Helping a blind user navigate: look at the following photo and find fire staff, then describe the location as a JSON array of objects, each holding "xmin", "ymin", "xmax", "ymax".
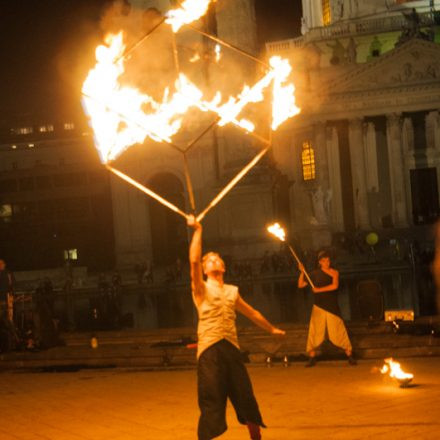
[
  {"xmin": 188, "ymin": 215, "xmax": 285, "ymax": 440},
  {"xmin": 298, "ymin": 251, "xmax": 356, "ymax": 367}
]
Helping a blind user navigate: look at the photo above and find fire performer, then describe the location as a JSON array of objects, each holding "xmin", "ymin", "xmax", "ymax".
[
  {"xmin": 188, "ymin": 215, "xmax": 285, "ymax": 440},
  {"xmin": 298, "ymin": 251, "xmax": 356, "ymax": 367}
]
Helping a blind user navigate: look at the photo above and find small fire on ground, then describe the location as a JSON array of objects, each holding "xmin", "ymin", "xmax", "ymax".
[{"xmin": 380, "ymin": 358, "xmax": 413, "ymax": 387}]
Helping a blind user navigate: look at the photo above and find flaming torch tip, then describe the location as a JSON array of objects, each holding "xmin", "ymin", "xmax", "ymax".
[{"xmin": 267, "ymin": 222, "xmax": 286, "ymax": 242}]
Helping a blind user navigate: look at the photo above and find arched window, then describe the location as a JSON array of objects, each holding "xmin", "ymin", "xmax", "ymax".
[
  {"xmin": 302, "ymin": 141, "xmax": 316, "ymax": 181},
  {"xmin": 322, "ymin": 0, "xmax": 331, "ymax": 25}
]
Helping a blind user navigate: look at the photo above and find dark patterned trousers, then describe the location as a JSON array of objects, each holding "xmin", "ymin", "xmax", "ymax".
[{"xmin": 197, "ymin": 339, "xmax": 265, "ymax": 440}]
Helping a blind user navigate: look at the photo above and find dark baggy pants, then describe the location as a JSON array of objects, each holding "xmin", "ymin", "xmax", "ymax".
[{"xmin": 197, "ymin": 339, "xmax": 265, "ymax": 440}]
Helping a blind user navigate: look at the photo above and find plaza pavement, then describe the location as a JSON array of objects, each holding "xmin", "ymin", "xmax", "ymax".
[{"xmin": 0, "ymin": 357, "xmax": 438, "ymax": 440}]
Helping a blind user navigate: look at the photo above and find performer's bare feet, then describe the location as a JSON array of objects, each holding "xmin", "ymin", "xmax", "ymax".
[
  {"xmin": 247, "ymin": 422, "xmax": 261, "ymax": 440},
  {"xmin": 305, "ymin": 357, "xmax": 316, "ymax": 368}
]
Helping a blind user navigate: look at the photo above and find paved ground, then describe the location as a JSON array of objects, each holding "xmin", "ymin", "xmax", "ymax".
[{"xmin": 0, "ymin": 357, "xmax": 439, "ymax": 440}]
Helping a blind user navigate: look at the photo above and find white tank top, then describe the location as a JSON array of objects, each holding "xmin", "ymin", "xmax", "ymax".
[{"xmin": 193, "ymin": 278, "xmax": 240, "ymax": 358}]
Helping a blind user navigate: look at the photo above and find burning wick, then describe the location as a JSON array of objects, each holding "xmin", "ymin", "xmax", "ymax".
[
  {"xmin": 267, "ymin": 223, "xmax": 315, "ymax": 289},
  {"xmin": 380, "ymin": 358, "xmax": 414, "ymax": 387}
]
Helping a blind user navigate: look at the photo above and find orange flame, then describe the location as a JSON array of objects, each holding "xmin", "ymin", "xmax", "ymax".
[
  {"xmin": 380, "ymin": 358, "xmax": 413, "ymax": 381},
  {"xmin": 82, "ymin": 1, "xmax": 300, "ymax": 165},
  {"xmin": 215, "ymin": 44, "xmax": 221, "ymax": 62},
  {"xmin": 165, "ymin": 0, "xmax": 212, "ymax": 32},
  {"xmin": 267, "ymin": 223, "xmax": 286, "ymax": 242},
  {"xmin": 82, "ymin": 32, "xmax": 299, "ymax": 164}
]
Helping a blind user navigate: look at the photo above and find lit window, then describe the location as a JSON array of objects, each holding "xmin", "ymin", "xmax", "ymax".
[
  {"xmin": 0, "ymin": 204, "xmax": 13, "ymax": 223},
  {"xmin": 322, "ymin": 0, "xmax": 331, "ymax": 26},
  {"xmin": 28, "ymin": 143, "xmax": 35, "ymax": 148},
  {"xmin": 302, "ymin": 141, "xmax": 316, "ymax": 181},
  {"xmin": 64, "ymin": 122, "xmax": 75, "ymax": 130},
  {"xmin": 39, "ymin": 125, "xmax": 54, "ymax": 132},
  {"xmin": 14, "ymin": 127, "xmax": 33, "ymax": 135},
  {"xmin": 64, "ymin": 249, "xmax": 78, "ymax": 260},
  {"xmin": 11, "ymin": 145, "xmax": 17, "ymax": 149}
]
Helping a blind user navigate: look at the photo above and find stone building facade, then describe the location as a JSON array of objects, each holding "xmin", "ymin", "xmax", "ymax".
[{"xmin": 267, "ymin": 0, "xmax": 440, "ymax": 251}]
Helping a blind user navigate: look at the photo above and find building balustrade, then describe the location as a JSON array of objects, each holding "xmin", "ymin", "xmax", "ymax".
[{"xmin": 266, "ymin": 11, "xmax": 435, "ymax": 54}]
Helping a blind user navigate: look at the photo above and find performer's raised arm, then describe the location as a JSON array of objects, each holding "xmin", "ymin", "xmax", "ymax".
[
  {"xmin": 187, "ymin": 215, "xmax": 205, "ymax": 306},
  {"xmin": 297, "ymin": 262, "xmax": 308, "ymax": 288}
]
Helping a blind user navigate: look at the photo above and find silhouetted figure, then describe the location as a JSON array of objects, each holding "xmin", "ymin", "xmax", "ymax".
[{"xmin": 0, "ymin": 259, "xmax": 18, "ymax": 352}]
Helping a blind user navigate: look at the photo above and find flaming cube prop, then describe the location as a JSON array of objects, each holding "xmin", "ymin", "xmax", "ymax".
[{"xmin": 82, "ymin": 0, "xmax": 300, "ymax": 221}]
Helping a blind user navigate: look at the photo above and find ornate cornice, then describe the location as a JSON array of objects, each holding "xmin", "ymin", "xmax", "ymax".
[{"xmin": 316, "ymin": 38, "xmax": 440, "ymax": 95}]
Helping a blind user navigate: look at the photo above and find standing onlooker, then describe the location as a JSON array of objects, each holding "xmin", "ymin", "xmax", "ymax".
[
  {"xmin": 432, "ymin": 220, "xmax": 440, "ymax": 314},
  {"xmin": 298, "ymin": 251, "xmax": 356, "ymax": 367},
  {"xmin": 0, "ymin": 259, "xmax": 18, "ymax": 351},
  {"xmin": 0, "ymin": 259, "xmax": 14, "ymax": 323}
]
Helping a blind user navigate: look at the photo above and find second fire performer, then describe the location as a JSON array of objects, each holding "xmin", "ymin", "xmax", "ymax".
[
  {"xmin": 188, "ymin": 215, "xmax": 285, "ymax": 440},
  {"xmin": 298, "ymin": 250, "xmax": 356, "ymax": 367}
]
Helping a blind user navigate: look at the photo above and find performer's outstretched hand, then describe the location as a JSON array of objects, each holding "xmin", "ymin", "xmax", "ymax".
[{"xmin": 271, "ymin": 327, "xmax": 286, "ymax": 336}]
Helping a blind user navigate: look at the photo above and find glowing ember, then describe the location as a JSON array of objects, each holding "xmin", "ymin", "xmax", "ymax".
[
  {"xmin": 380, "ymin": 358, "xmax": 414, "ymax": 384},
  {"xmin": 166, "ymin": 0, "xmax": 212, "ymax": 32},
  {"xmin": 267, "ymin": 223, "xmax": 286, "ymax": 242}
]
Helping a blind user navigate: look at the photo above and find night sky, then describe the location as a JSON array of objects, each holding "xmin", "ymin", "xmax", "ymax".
[{"xmin": 0, "ymin": 0, "xmax": 302, "ymax": 122}]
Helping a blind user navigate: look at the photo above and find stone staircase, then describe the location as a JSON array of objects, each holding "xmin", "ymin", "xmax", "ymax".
[{"xmin": 1, "ymin": 318, "xmax": 440, "ymax": 371}]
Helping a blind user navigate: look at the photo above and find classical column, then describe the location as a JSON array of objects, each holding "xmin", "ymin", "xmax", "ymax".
[
  {"xmin": 363, "ymin": 121, "xmax": 382, "ymax": 229},
  {"xmin": 348, "ymin": 118, "xmax": 370, "ymax": 230},
  {"xmin": 386, "ymin": 113, "xmax": 409, "ymax": 227},
  {"xmin": 426, "ymin": 111, "xmax": 438, "ymax": 152},
  {"xmin": 301, "ymin": 0, "xmax": 323, "ymax": 29},
  {"xmin": 312, "ymin": 121, "xmax": 331, "ymax": 226},
  {"xmin": 363, "ymin": 122, "xmax": 379, "ymax": 192},
  {"xmin": 326, "ymin": 126, "xmax": 344, "ymax": 230},
  {"xmin": 315, "ymin": 121, "xmax": 329, "ymax": 184},
  {"xmin": 435, "ymin": 110, "xmax": 440, "ymax": 151},
  {"xmin": 216, "ymin": 0, "xmax": 258, "ymax": 54}
]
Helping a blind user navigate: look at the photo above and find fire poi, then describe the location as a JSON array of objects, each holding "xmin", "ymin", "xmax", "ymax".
[
  {"xmin": 82, "ymin": 0, "xmax": 300, "ymax": 221},
  {"xmin": 380, "ymin": 358, "xmax": 414, "ymax": 387},
  {"xmin": 267, "ymin": 223, "xmax": 316, "ymax": 289}
]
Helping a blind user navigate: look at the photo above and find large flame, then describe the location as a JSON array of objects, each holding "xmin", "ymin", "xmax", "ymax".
[
  {"xmin": 380, "ymin": 358, "xmax": 413, "ymax": 381},
  {"xmin": 267, "ymin": 223, "xmax": 286, "ymax": 242},
  {"xmin": 271, "ymin": 56, "xmax": 300, "ymax": 130},
  {"xmin": 165, "ymin": 0, "xmax": 212, "ymax": 32},
  {"xmin": 82, "ymin": 2, "xmax": 300, "ymax": 164}
]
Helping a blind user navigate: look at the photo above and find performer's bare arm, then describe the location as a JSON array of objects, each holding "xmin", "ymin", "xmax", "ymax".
[
  {"xmin": 312, "ymin": 269, "xmax": 339, "ymax": 293},
  {"xmin": 297, "ymin": 263, "xmax": 308, "ymax": 288},
  {"xmin": 188, "ymin": 215, "xmax": 205, "ymax": 306},
  {"xmin": 236, "ymin": 295, "xmax": 285, "ymax": 335}
]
